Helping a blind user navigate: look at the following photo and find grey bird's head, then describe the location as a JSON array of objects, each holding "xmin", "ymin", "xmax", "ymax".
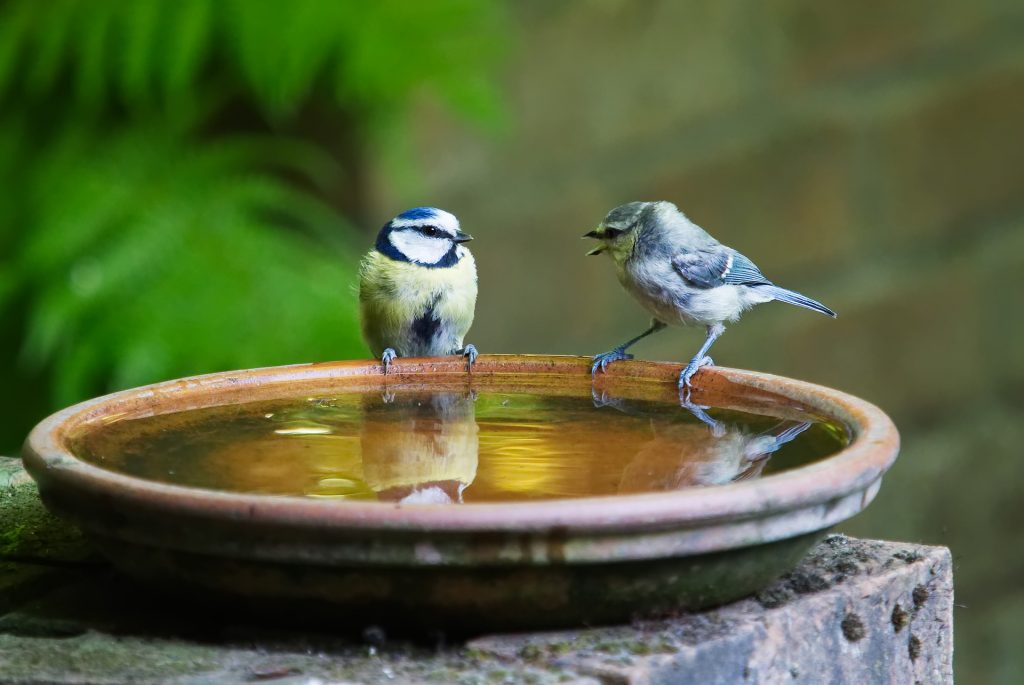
[
  {"xmin": 375, "ymin": 206, "xmax": 473, "ymax": 268},
  {"xmin": 583, "ymin": 201, "xmax": 675, "ymax": 263}
]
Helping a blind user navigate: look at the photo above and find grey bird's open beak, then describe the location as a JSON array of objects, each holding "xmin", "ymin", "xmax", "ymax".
[
  {"xmin": 582, "ymin": 229, "xmax": 600, "ymax": 239},
  {"xmin": 454, "ymin": 231, "xmax": 473, "ymax": 243},
  {"xmin": 583, "ymin": 229, "xmax": 604, "ymax": 255}
]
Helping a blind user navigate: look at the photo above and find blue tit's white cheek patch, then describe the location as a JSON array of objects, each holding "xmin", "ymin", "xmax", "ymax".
[{"xmin": 389, "ymin": 230, "xmax": 452, "ymax": 265}]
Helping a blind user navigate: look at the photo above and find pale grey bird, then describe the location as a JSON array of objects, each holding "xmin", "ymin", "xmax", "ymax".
[{"xmin": 584, "ymin": 201, "xmax": 836, "ymax": 393}]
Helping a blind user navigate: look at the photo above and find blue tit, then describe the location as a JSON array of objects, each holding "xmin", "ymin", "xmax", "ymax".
[
  {"xmin": 584, "ymin": 201, "xmax": 836, "ymax": 394},
  {"xmin": 359, "ymin": 207, "xmax": 478, "ymax": 372}
]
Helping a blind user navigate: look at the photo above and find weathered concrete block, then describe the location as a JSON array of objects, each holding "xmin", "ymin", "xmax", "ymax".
[{"xmin": 469, "ymin": 536, "xmax": 952, "ymax": 684}]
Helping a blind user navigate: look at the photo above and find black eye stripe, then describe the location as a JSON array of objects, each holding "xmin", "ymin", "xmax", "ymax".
[{"xmin": 604, "ymin": 227, "xmax": 623, "ymax": 238}]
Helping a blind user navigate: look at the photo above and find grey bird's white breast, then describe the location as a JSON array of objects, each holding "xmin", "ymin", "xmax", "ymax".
[{"xmin": 618, "ymin": 258, "xmax": 765, "ymax": 326}]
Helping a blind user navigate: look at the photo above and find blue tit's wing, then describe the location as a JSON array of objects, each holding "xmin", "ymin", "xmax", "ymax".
[{"xmin": 671, "ymin": 247, "xmax": 772, "ymax": 289}]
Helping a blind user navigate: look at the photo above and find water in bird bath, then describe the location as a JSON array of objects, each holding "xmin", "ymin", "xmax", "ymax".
[{"xmin": 68, "ymin": 389, "xmax": 847, "ymax": 503}]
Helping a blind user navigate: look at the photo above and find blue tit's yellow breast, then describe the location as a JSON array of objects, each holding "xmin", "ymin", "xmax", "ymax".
[{"xmin": 358, "ymin": 250, "xmax": 477, "ymax": 357}]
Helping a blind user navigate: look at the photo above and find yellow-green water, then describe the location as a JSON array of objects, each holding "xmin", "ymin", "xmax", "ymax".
[{"xmin": 70, "ymin": 391, "xmax": 847, "ymax": 503}]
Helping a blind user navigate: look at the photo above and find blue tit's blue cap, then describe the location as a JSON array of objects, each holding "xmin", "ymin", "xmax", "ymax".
[{"xmin": 395, "ymin": 207, "xmax": 439, "ymax": 221}]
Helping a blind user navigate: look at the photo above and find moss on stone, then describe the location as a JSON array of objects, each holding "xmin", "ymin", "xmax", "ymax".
[{"xmin": 0, "ymin": 461, "xmax": 90, "ymax": 563}]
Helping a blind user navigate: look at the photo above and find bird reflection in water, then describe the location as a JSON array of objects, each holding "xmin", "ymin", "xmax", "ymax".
[
  {"xmin": 360, "ymin": 391, "xmax": 479, "ymax": 504},
  {"xmin": 591, "ymin": 387, "xmax": 811, "ymax": 490}
]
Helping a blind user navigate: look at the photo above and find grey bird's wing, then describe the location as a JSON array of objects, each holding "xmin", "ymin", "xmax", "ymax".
[{"xmin": 671, "ymin": 246, "xmax": 771, "ymax": 288}]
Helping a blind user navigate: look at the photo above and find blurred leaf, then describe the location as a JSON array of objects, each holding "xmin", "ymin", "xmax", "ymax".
[
  {"xmin": 118, "ymin": 0, "xmax": 163, "ymax": 108},
  {"xmin": 24, "ymin": 0, "xmax": 78, "ymax": 97},
  {"xmin": 74, "ymin": 1, "xmax": 117, "ymax": 110},
  {"xmin": 0, "ymin": 0, "xmax": 32, "ymax": 98},
  {"xmin": 0, "ymin": 0, "xmax": 506, "ymax": 128},
  {"xmin": 161, "ymin": 0, "xmax": 212, "ymax": 102},
  {"xmin": 15, "ymin": 126, "xmax": 364, "ymax": 403}
]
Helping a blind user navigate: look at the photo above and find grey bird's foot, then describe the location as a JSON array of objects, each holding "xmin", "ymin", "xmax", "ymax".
[
  {"xmin": 459, "ymin": 344, "xmax": 478, "ymax": 372},
  {"xmin": 591, "ymin": 386, "xmax": 626, "ymax": 410},
  {"xmin": 680, "ymin": 395, "xmax": 726, "ymax": 437},
  {"xmin": 381, "ymin": 348, "xmax": 397, "ymax": 374},
  {"xmin": 591, "ymin": 347, "xmax": 634, "ymax": 375},
  {"xmin": 678, "ymin": 355, "xmax": 714, "ymax": 398}
]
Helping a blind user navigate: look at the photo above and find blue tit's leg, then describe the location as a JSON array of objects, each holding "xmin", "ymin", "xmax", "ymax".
[
  {"xmin": 457, "ymin": 344, "xmax": 478, "ymax": 372},
  {"xmin": 381, "ymin": 347, "xmax": 397, "ymax": 374},
  {"xmin": 679, "ymin": 323, "xmax": 725, "ymax": 396},
  {"xmin": 592, "ymin": 321, "xmax": 667, "ymax": 375}
]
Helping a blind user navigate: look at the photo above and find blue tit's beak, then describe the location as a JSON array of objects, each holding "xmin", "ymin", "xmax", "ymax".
[
  {"xmin": 582, "ymin": 229, "xmax": 601, "ymax": 239},
  {"xmin": 454, "ymin": 231, "xmax": 474, "ymax": 243}
]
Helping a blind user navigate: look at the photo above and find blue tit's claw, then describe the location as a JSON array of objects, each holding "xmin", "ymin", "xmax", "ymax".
[
  {"xmin": 460, "ymin": 344, "xmax": 478, "ymax": 373},
  {"xmin": 590, "ymin": 347, "xmax": 633, "ymax": 375},
  {"xmin": 381, "ymin": 348, "xmax": 397, "ymax": 374}
]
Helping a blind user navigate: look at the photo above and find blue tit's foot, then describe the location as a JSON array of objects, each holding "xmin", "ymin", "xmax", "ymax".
[
  {"xmin": 678, "ymin": 355, "xmax": 714, "ymax": 398},
  {"xmin": 381, "ymin": 348, "xmax": 397, "ymax": 374},
  {"xmin": 458, "ymin": 344, "xmax": 478, "ymax": 372},
  {"xmin": 381, "ymin": 391, "xmax": 396, "ymax": 404},
  {"xmin": 591, "ymin": 347, "xmax": 633, "ymax": 375}
]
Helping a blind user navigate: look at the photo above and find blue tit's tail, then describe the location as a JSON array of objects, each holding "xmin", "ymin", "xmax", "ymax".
[{"xmin": 758, "ymin": 285, "xmax": 837, "ymax": 318}]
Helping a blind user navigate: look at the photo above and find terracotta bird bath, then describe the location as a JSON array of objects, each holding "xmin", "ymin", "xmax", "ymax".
[{"xmin": 22, "ymin": 355, "xmax": 899, "ymax": 632}]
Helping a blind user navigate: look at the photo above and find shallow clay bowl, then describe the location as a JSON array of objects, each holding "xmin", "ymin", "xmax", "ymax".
[{"xmin": 22, "ymin": 355, "xmax": 899, "ymax": 632}]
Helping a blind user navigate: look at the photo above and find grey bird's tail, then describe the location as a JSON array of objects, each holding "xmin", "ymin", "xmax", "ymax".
[{"xmin": 758, "ymin": 285, "xmax": 837, "ymax": 318}]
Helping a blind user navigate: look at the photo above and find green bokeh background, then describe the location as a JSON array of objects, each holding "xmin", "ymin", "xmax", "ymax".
[{"xmin": 1, "ymin": 2, "xmax": 1022, "ymax": 681}]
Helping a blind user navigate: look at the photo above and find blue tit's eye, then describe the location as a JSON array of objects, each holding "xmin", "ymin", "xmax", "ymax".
[
  {"xmin": 420, "ymin": 226, "xmax": 439, "ymax": 237},
  {"xmin": 604, "ymin": 227, "xmax": 622, "ymax": 238}
]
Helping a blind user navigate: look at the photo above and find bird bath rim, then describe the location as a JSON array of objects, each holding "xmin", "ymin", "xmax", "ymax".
[{"xmin": 23, "ymin": 355, "xmax": 898, "ymax": 560}]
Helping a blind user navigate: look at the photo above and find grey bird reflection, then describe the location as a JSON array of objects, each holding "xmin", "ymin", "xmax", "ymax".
[
  {"xmin": 360, "ymin": 391, "xmax": 479, "ymax": 504},
  {"xmin": 592, "ymin": 387, "xmax": 811, "ymax": 489}
]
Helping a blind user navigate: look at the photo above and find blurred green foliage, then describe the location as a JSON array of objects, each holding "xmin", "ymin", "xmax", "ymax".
[{"xmin": 0, "ymin": 0, "xmax": 506, "ymax": 448}]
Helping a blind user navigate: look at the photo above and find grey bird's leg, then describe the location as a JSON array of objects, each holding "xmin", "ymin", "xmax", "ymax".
[
  {"xmin": 679, "ymin": 323, "xmax": 725, "ymax": 397},
  {"xmin": 680, "ymin": 395, "xmax": 726, "ymax": 437},
  {"xmin": 381, "ymin": 347, "xmax": 397, "ymax": 374},
  {"xmin": 456, "ymin": 344, "xmax": 478, "ymax": 372},
  {"xmin": 592, "ymin": 321, "xmax": 667, "ymax": 375}
]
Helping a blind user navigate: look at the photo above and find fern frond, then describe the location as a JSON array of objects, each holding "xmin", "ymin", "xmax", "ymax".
[{"xmin": 11, "ymin": 125, "xmax": 364, "ymax": 404}]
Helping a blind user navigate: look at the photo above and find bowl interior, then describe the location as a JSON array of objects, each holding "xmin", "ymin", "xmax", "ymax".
[{"xmin": 62, "ymin": 362, "xmax": 849, "ymax": 504}]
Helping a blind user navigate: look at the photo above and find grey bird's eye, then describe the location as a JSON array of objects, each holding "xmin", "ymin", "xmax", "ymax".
[{"xmin": 604, "ymin": 227, "xmax": 623, "ymax": 238}]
